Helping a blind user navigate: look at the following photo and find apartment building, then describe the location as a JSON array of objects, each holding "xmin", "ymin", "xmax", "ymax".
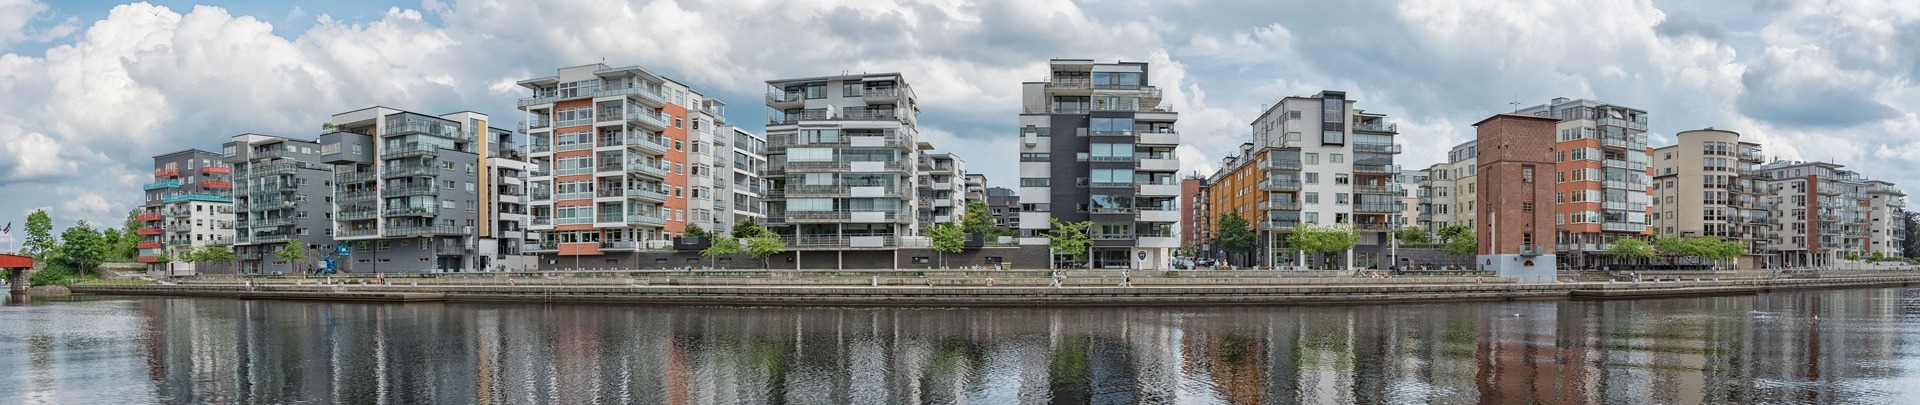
[
  {"xmin": 1200, "ymin": 143, "xmax": 1265, "ymax": 266},
  {"xmin": 479, "ymin": 127, "xmax": 533, "ymax": 271},
  {"xmin": 516, "ymin": 64, "xmax": 732, "ymax": 267},
  {"xmin": 1416, "ymin": 142, "xmax": 1478, "ymax": 234},
  {"xmin": 919, "ymin": 152, "xmax": 968, "ymax": 225},
  {"xmin": 1179, "ymin": 174, "xmax": 1205, "ymax": 251},
  {"xmin": 1515, "ymin": 97, "xmax": 1652, "ymax": 268},
  {"xmin": 223, "ymin": 135, "xmax": 336, "ymax": 274},
  {"xmin": 1236, "ymin": 90, "xmax": 1403, "ymax": 269},
  {"xmin": 986, "ymin": 187, "xmax": 1019, "ymax": 230},
  {"xmin": 1016, "ymin": 59, "xmax": 1181, "ymax": 269},
  {"xmin": 1649, "ymin": 128, "xmax": 1769, "ymax": 266},
  {"xmin": 1865, "ymin": 180, "xmax": 1908, "ymax": 257},
  {"xmin": 1755, "ymin": 160, "xmax": 1873, "ymax": 268},
  {"xmin": 963, "ymin": 174, "xmax": 988, "ymax": 206},
  {"xmin": 1396, "ymin": 169, "xmax": 1425, "ymax": 231},
  {"xmin": 721, "ymin": 127, "xmax": 770, "ymax": 234},
  {"xmin": 138, "ymin": 149, "xmax": 234, "ymax": 275},
  {"xmin": 319, "ymin": 107, "xmax": 520, "ymax": 273},
  {"xmin": 764, "ymin": 72, "xmax": 925, "ymax": 249}
]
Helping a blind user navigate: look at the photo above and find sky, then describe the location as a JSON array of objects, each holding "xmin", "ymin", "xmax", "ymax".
[{"xmin": 0, "ymin": 0, "xmax": 1917, "ymax": 243}]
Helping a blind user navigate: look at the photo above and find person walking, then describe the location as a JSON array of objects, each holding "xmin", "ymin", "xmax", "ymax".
[
  {"xmin": 1120, "ymin": 271, "xmax": 1133, "ymax": 288},
  {"xmin": 1050, "ymin": 271, "xmax": 1063, "ymax": 288}
]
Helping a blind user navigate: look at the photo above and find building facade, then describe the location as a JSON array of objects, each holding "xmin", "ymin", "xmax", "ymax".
[
  {"xmin": 764, "ymin": 72, "xmax": 926, "ymax": 249},
  {"xmin": 1241, "ymin": 90, "xmax": 1402, "ymax": 269},
  {"xmin": 1865, "ymin": 180, "xmax": 1907, "ymax": 258},
  {"xmin": 1754, "ymin": 160, "xmax": 1872, "ymax": 268},
  {"xmin": 319, "ymin": 107, "xmax": 510, "ymax": 273},
  {"xmin": 139, "ymin": 149, "xmax": 234, "ymax": 275},
  {"xmin": 223, "ymin": 135, "xmax": 337, "ymax": 274},
  {"xmin": 986, "ymin": 187, "xmax": 1019, "ymax": 230},
  {"xmin": 919, "ymin": 152, "xmax": 968, "ymax": 225},
  {"xmin": 1472, "ymin": 113, "xmax": 1559, "ymax": 281},
  {"xmin": 1516, "ymin": 97, "xmax": 1652, "ymax": 268},
  {"xmin": 720, "ymin": 127, "xmax": 770, "ymax": 235},
  {"xmin": 1016, "ymin": 59, "xmax": 1181, "ymax": 269},
  {"xmin": 1179, "ymin": 174, "xmax": 1206, "ymax": 252},
  {"xmin": 517, "ymin": 64, "xmax": 729, "ymax": 266},
  {"xmin": 1649, "ymin": 128, "xmax": 1769, "ymax": 266}
]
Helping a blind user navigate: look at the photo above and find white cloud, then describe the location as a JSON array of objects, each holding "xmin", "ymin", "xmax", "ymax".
[{"xmin": 0, "ymin": 0, "xmax": 47, "ymax": 46}]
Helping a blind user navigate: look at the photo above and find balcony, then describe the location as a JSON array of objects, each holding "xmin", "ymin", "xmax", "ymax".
[
  {"xmin": 785, "ymin": 210, "xmax": 908, "ymax": 224},
  {"xmin": 1262, "ymin": 200, "xmax": 1302, "ymax": 211},
  {"xmin": 384, "ymin": 206, "xmax": 439, "ymax": 217},
  {"xmin": 1259, "ymin": 159, "xmax": 1303, "ymax": 171},
  {"xmin": 252, "ymin": 217, "xmax": 297, "ymax": 228},
  {"xmin": 627, "ymin": 162, "xmax": 670, "ymax": 178},
  {"xmin": 625, "ymin": 188, "xmax": 668, "ymax": 203},
  {"xmin": 250, "ymin": 163, "xmax": 299, "ymax": 176},
  {"xmin": 625, "ymin": 110, "xmax": 670, "ymax": 131},
  {"xmin": 381, "ymin": 185, "xmax": 440, "ymax": 197},
  {"xmin": 766, "ymin": 92, "xmax": 805, "ymax": 109},
  {"xmin": 625, "ymin": 136, "xmax": 670, "ymax": 155},
  {"xmin": 1352, "ymin": 122, "xmax": 1397, "ymax": 133},
  {"xmin": 1259, "ymin": 179, "xmax": 1302, "ymax": 191},
  {"xmin": 434, "ymin": 244, "xmax": 471, "ymax": 256},
  {"xmin": 200, "ymin": 180, "xmax": 232, "ymax": 190},
  {"xmin": 1262, "ymin": 220, "xmax": 1299, "ymax": 231},
  {"xmin": 335, "ymin": 171, "xmax": 378, "ymax": 184},
  {"xmin": 597, "ymin": 85, "xmax": 668, "ymax": 107},
  {"xmin": 154, "ymin": 168, "xmax": 179, "ymax": 178},
  {"xmin": 1138, "ymin": 209, "xmax": 1180, "ymax": 223},
  {"xmin": 143, "ymin": 180, "xmax": 181, "ymax": 190},
  {"xmin": 627, "ymin": 214, "xmax": 669, "ymax": 227},
  {"xmin": 336, "ymin": 228, "xmax": 379, "ymax": 238},
  {"xmin": 137, "ymin": 241, "xmax": 164, "ymax": 249},
  {"xmin": 1353, "ymin": 143, "xmax": 1402, "ymax": 154},
  {"xmin": 137, "ymin": 213, "xmax": 163, "ymax": 222},
  {"xmin": 381, "ymin": 165, "xmax": 439, "ymax": 179},
  {"xmin": 1137, "ymin": 184, "xmax": 1181, "ymax": 196},
  {"xmin": 1353, "ymin": 184, "xmax": 1397, "ymax": 194},
  {"xmin": 137, "ymin": 256, "xmax": 160, "ymax": 263},
  {"xmin": 380, "ymin": 143, "xmax": 438, "ymax": 159},
  {"xmin": 1518, "ymin": 244, "xmax": 1541, "ymax": 257},
  {"xmin": 337, "ymin": 210, "xmax": 378, "ymax": 221},
  {"xmin": 385, "ymin": 225, "xmax": 467, "ymax": 237},
  {"xmin": 860, "ymin": 87, "xmax": 901, "ymax": 101},
  {"xmin": 1354, "ymin": 203, "xmax": 1403, "ymax": 214},
  {"xmin": 1047, "ymin": 77, "xmax": 1092, "ymax": 89},
  {"xmin": 167, "ymin": 238, "xmax": 193, "ymax": 246},
  {"xmin": 1353, "ymin": 164, "xmax": 1400, "ymax": 175},
  {"xmin": 201, "ymin": 166, "xmax": 231, "ymax": 175},
  {"xmin": 1135, "ymin": 158, "xmax": 1180, "ymax": 172},
  {"xmin": 162, "ymin": 194, "xmax": 231, "ymax": 204},
  {"xmin": 599, "ymin": 241, "xmax": 641, "ymax": 251}
]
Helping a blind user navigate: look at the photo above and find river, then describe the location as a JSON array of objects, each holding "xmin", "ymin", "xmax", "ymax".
[{"xmin": 2, "ymin": 288, "xmax": 1918, "ymax": 404}]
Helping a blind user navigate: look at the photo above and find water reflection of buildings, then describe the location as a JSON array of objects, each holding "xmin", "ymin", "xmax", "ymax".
[{"xmin": 103, "ymin": 288, "xmax": 1917, "ymax": 403}]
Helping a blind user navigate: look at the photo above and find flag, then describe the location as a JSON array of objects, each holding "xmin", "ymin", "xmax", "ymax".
[{"xmin": 1, "ymin": 222, "xmax": 9, "ymax": 234}]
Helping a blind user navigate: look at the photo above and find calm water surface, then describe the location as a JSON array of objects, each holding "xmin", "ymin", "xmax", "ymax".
[{"xmin": 4, "ymin": 288, "xmax": 1920, "ymax": 404}]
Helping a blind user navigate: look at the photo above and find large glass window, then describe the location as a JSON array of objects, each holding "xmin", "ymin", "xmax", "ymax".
[
  {"xmin": 1322, "ymin": 98, "xmax": 1343, "ymax": 123},
  {"xmin": 1089, "ymin": 143, "xmax": 1134, "ymax": 161},
  {"xmin": 1090, "ymin": 169, "xmax": 1134, "ymax": 186},
  {"xmin": 1091, "ymin": 72, "xmax": 1142, "ymax": 88},
  {"xmin": 1090, "ymin": 118, "xmax": 1135, "ymax": 135},
  {"xmin": 1322, "ymin": 130, "xmax": 1344, "ymax": 145},
  {"xmin": 788, "ymin": 148, "xmax": 833, "ymax": 162},
  {"xmin": 788, "ymin": 198, "xmax": 833, "ymax": 211}
]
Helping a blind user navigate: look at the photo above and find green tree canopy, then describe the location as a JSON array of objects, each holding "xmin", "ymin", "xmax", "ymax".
[
  {"xmin": 198, "ymin": 245, "xmax": 234, "ymax": 264},
  {"xmin": 1287, "ymin": 223, "xmax": 1360, "ymax": 269},
  {"xmin": 54, "ymin": 220, "xmax": 107, "ymax": 276},
  {"xmin": 700, "ymin": 235, "xmax": 741, "ymax": 268},
  {"xmin": 1606, "ymin": 238, "xmax": 1655, "ymax": 261},
  {"xmin": 1045, "ymin": 218, "xmax": 1093, "ymax": 268},
  {"xmin": 928, "ymin": 223, "xmax": 966, "ymax": 267},
  {"xmin": 274, "ymin": 242, "xmax": 309, "ymax": 272},
  {"xmin": 745, "ymin": 235, "xmax": 786, "ymax": 269},
  {"xmin": 1436, "ymin": 225, "xmax": 1476, "ymax": 258},
  {"xmin": 961, "ymin": 201, "xmax": 998, "ymax": 236},
  {"xmin": 1395, "ymin": 226, "xmax": 1431, "ymax": 244},
  {"xmin": 1435, "ymin": 224, "xmax": 1472, "ymax": 244},
  {"xmin": 115, "ymin": 209, "xmax": 142, "ymax": 260},
  {"xmin": 732, "ymin": 219, "xmax": 772, "ymax": 238},
  {"xmin": 23, "ymin": 209, "xmax": 55, "ymax": 259},
  {"xmin": 1213, "ymin": 212, "xmax": 1256, "ymax": 260},
  {"xmin": 683, "ymin": 224, "xmax": 709, "ymax": 239}
]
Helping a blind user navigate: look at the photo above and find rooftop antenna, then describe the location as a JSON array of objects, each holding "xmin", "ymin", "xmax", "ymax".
[{"xmin": 1509, "ymin": 94, "xmax": 1520, "ymax": 113}]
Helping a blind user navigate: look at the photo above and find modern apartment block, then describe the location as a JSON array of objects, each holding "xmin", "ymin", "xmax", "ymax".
[
  {"xmin": 1649, "ymin": 128, "xmax": 1769, "ymax": 265},
  {"xmin": 1515, "ymin": 97, "xmax": 1652, "ymax": 268},
  {"xmin": 1865, "ymin": 180, "xmax": 1908, "ymax": 257},
  {"xmin": 986, "ymin": 187, "xmax": 1019, "ymax": 230},
  {"xmin": 516, "ymin": 64, "xmax": 732, "ymax": 266},
  {"xmin": 1396, "ymin": 169, "xmax": 1425, "ymax": 231},
  {"xmin": 720, "ymin": 127, "xmax": 770, "ymax": 234},
  {"xmin": 1017, "ymin": 59, "xmax": 1181, "ymax": 269},
  {"xmin": 138, "ymin": 149, "xmax": 234, "ymax": 275},
  {"xmin": 1235, "ymin": 90, "xmax": 1403, "ymax": 269},
  {"xmin": 919, "ymin": 152, "xmax": 968, "ymax": 225},
  {"xmin": 319, "ymin": 107, "xmax": 520, "ymax": 273},
  {"xmin": 764, "ymin": 72, "xmax": 925, "ymax": 249},
  {"xmin": 1180, "ymin": 174, "xmax": 1205, "ymax": 251},
  {"xmin": 1472, "ymin": 113, "xmax": 1559, "ymax": 281},
  {"xmin": 1416, "ymin": 142, "xmax": 1478, "ymax": 234},
  {"xmin": 223, "ymin": 135, "xmax": 336, "ymax": 274},
  {"xmin": 1754, "ymin": 160, "xmax": 1874, "ymax": 268},
  {"xmin": 1198, "ymin": 143, "xmax": 1264, "ymax": 266},
  {"xmin": 963, "ymin": 174, "xmax": 988, "ymax": 206}
]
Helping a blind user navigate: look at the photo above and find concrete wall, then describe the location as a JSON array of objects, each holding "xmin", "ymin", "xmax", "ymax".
[{"xmin": 536, "ymin": 245, "xmax": 1052, "ymax": 270}]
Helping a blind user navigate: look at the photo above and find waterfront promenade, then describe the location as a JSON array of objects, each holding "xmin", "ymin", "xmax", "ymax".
[{"xmin": 63, "ymin": 268, "xmax": 1920, "ymax": 306}]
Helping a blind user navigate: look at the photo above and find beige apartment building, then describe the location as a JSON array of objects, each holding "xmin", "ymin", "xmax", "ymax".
[{"xmin": 1649, "ymin": 128, "xmax": 1768, "ymax": 267}]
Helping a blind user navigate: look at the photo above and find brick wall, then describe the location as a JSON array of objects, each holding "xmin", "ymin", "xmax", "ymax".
[{"xmin": 1474, "ymin": 114, "xmax": 1560, "ymax": 255}]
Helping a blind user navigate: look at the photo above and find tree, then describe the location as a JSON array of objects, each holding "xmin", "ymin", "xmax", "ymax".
[
  {"xmin": 1395, "ymin": 226, "xmax": 1431, "ymax": 245},
  {"xmin": 683, "ymin": 224, "xmax": 709, "ymax": 239},
  {"xmin": 1044, "ymin": 218, "xmax": 1093, "ymax": 269},
  {"xmin": 1286, "ymin": 223, "xmax": 1359, "ymax": 270},
  {"xmin": 1212, "ymin": 212, "xmax": 1256, "ymax": 266},
  {"xmin": 745, "ymin": 235, "xmax": 786, "ymax": 269},
  {"xmin": 115, "ymin": 209, "xmax": 142, "ymax": 260},
  {"xmin": 1869, "ymin": 251, "xmax": 1887, "ymax": 264},
  {"xmin": 928, "ymin": 223, "xmax": 966, "ymax": 268},
  {"xmin": 1844, "ymin": 251, "xmax": 1862, "ymax": 270},
  {"xmin": 197, "ymin": 245, "xmax": 234, "ymax": 272},
  {"xmin": 732, "ymin": 219, "xmax": 769, "ymax": 238},
  {"xmin": 1436, "ymin": 225, "xmax": 1476, "ymax": 259},
  {"xmin": 1605, "ymin": 238, "xmax": 1655, "ymax": 269},
  {"xmin": 700, "ymin": 236, "xmax": 742, "ymax": 268},
  {"xmin": 275, "ymin": 241, "xmax": 309, "ymax": 273},
  {"xmin": 53, "ymin": 220, "xmax": 106, "ymax": 277},
  {"xmin": 23, "ymin": 209, "xmax": 55, "ymax": 260},
  {"xmin": 961, "ymin": 201, "xmax": 997, "ymax": 236}
]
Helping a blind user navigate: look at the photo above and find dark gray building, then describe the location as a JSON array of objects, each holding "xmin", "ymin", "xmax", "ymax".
[
  {"xmin": 1016, "ymin": 59, "xmax": 1181, "ymax": 269},
  {"xmin": 986, "ymin": 187, "xmax": 1018, "ymax": 229},
  {"xmin": 322, "ymin": 107, "xmax": 496, "ymax": 273},
  {"xmin": 140, "ymin": 149, "xmax": 235, "ymax": 275},
  {"xmin": 223, "ymin": 135, "xmax": 335, "ymax": 274}
]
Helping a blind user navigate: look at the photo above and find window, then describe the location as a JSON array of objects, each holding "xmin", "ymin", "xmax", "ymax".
[
  {"xmin": 1322, "ymin": 98, "xmax": 1342, "ymax": 123},
  {"xmin": 1322, "ymin": 130, "xmax": 1344, "ymax": 145},
  {"xmin": 1331, "ymin": 154, "xmax": 1344, "ymax": 163},
  {"xmin": 1304, "ymin": 192, "xmax": 1319, "ymax": 204},
  {"xmin": 1522, "ymin": 166, "xmax": 1534, "ymax": 183},
  {"xmin": 1305, "ymin": 153, "xmax": 1319, "ymax": 165},
  {"xmin": 1020, "ymin": 178, "xmax": 1051, "ymax": 187},
  {"xmin": 1304, "ymin": 212, "xmax": 1319, "ymax": 222},
  {"xmin": 1334, "ymin": 174, "xmax": 1350, "ymax": 185},
  {"xmin": 1522, "ymin": 202, "xmax": 1533, "ymax": 212},
  {"xmin": 1305, "ymin": 173, "xmax": 1319, "ymax": 184},
  {"xmin": 1020, "ymin": 153, "xmax": 1050, "ymax": 162},
  {"xmin": 1335, "ymin": 193, "xmax": 1349, "ymax": 204}
]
